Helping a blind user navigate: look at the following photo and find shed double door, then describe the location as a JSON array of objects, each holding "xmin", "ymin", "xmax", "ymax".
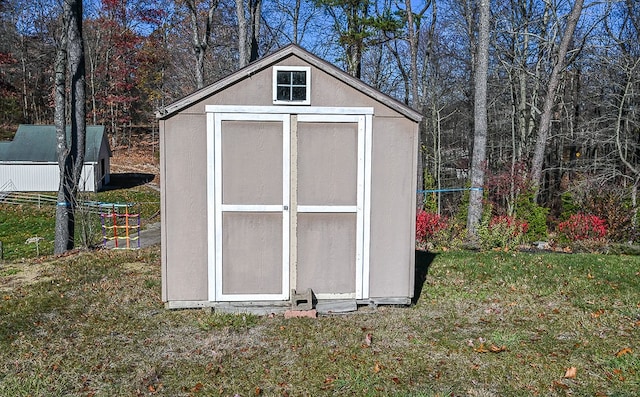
[{"xmin": 206, "ymin": 106, "xmax": 371, "ymax": 302}]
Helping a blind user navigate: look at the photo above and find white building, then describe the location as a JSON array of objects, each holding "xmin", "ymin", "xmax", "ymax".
[{"xmin": 0, "ymin": 125, "xmax": 111, "ymax": 192}]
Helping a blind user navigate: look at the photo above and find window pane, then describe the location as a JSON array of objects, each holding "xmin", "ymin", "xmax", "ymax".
[
  {"xmin": 277, "ymin": 71, "xmax": 291, "ymax": 84},
  {"xmin": 277, "ymin": 86, "xmax": 290, "ymax": 101},
  {"xmin": 292, "ymin": 71, "xmax": 306, "ymax": 85},
  {"xmin": 292, "ymin": 87, "xmax": 307, "ymax": 101}
]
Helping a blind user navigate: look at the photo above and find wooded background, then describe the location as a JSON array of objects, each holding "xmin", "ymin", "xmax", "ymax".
[{"xmin": 1, "ymin": 0, "xmax": 639, "ymax": 240}]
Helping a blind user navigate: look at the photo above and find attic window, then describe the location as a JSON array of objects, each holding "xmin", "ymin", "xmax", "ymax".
[{"xmin": 273, "ymin": 66, "xmax": 311, "ymax": 105}]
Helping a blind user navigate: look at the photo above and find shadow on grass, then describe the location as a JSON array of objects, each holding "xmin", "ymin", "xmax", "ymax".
[
  {"xmin": 413, "ymin": 250, "xmax": 437, "ymax": 304},
  {"xmin": 103, "ymin": 172, "xmax": 155, "ymax": 190}
]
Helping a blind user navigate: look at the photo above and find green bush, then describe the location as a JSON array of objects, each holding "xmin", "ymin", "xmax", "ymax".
[
  {"xmin": 515, "ymin": 192, "xmax": 549, "ymax": 241},
  {"xmin": 477, "ymin": 215, "xmax": 528, "ymax": 251}
]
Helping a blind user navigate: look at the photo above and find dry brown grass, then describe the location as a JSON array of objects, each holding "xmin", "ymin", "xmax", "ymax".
[{"xmin": 1, "ymin": 248, "xmax": 639, "ymax": 396}]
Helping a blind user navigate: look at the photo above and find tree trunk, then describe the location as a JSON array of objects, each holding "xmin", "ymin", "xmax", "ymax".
[
  {"xmin": 54, "ymin": 0, "xmax": 85, "ymax": 254},
  {"xmin": 54, "ymin": 9, "xmax": 69, "ymax": 254},
  {"xmin": 530, "ymin": 0, "xmax": 584, "ymax": 198},
  {"xmin": 405, "ymin": 0, "xmax": 423, "ymax": 208},
  {"xmin": 186, "ymin": 0, "xmax": 218, "ymax": 89},
  {"xmin": 237, "ymin": 0, "xmax": 262, "ymax": 67},
  {"xmin": 466, "ymin": 0, "xmax": 490, "ymax": 240}
]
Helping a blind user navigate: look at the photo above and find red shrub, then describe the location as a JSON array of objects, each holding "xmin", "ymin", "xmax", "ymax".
[
  {"xmin": 416, "ymin": 211, "xmax": 448, "ymax": 243},
  {"xmin": 557, "ymin": 214, "xmax": 607, "ymax": 241}
]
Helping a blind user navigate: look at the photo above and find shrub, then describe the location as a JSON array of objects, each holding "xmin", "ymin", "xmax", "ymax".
[
  {"xmin": 560, "ymin": 182, "xmax": 637, "ymax": 243},
  {"xmin": 515, "ymin": 192, "xmax": 549, "ymax": 241},
  {"xmin": 557, "ymin": 213, "xmax": 607, "ymax": 242},
  {"xmin": 478, "ymin": 215, "xmax": 528, "ymax": 250},
  {"xmin": 415, "ymin": 211, "xmax": 467, "ymax": 250},
  {"xmin": 416, "ymin": 210, "xmax": 448, "ymax": 243}
]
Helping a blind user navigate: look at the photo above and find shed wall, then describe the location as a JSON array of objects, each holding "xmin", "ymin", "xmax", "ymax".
[
  {"xmin": 368, "ymin": 117, "xmax": 418, "ymax": 298},
  {"xmin": 161, "ymin": 53, "xmax": 418, "ymax": 303},
  {"xmin": 0, "ymin": 163, "xmax": 99, "ymax": 192},
  {"xmin": 160, "ymin": 114, "xmax": 209, "ymax": 301},
  {"xmin": 183, "ymin": 55, "xmax": 399, "ymax": 118}
]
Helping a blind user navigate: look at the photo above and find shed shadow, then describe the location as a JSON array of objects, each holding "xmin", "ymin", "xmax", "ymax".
[
  {"xmin": 413, "ymin": 250, "xmax": 437, "ymax": 305},
  {"xmin": 103, "ymin": 173, "xmax": 155, "ymax": 190}
]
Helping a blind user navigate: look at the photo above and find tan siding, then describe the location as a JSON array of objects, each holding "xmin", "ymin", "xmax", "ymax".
[
  {"xmin": 180, "ymin": 55, "xmax": 407, "ymax": 120},
  {"xmin": 162, "ymin": 115, "xmax": 208, "ymax": 301},
  {"xmin": 296, "ymin": 213, "xmax": 357, "ymax": 294},
  {"xmin": 221, "ymin": 212, "xmax": 283, "ymax": 294},
  {"xmin": 297, "ymin": 122, "xmax": 357, "ymax": 206},
  {"xmin": 368, "ymin": 117, "xmax": 417, "ymax": 298},
  {"xmin": 221, "ymin": 121, "xmax": 283, "ymax": 205}
]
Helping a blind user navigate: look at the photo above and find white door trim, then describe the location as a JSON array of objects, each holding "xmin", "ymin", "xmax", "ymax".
[
  {"xmin": 208, "ymin": 112, "xmax": 290, "ymax": 302},
  {"xmin": 206, "ymin": 106, "xmax": 372, "ymax": 302},
  {"xmin": 206, "ymin": 105, "xmax": 373, "ymax": 115},
  {"xmin": 296, "ymin": 114, "xmax": 369, "ymax": 299}
]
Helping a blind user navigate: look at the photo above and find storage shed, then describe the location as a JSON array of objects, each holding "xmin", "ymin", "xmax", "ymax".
[
  {"xmin": 158, "ymin": 44, "xmax": 421, "ymax": 310},
  {"xmin": 0, "ymin": 125, "xmax": 111, "ymax": 192}
]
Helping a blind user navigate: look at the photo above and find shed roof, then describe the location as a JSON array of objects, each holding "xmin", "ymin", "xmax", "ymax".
[
  {"xmin": 0, "ymin": 125, "xmax": 110, "ymax": 163},
  {"xmin": 157, "ymin": 44, "xmax": 422, "ymax": 122}
]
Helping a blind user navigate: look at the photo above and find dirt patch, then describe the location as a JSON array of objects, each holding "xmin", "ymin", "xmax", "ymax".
[
  {"xmin": 0, "ymin": 261, "xmax": 53, "ymax": 292},
  {"xmin": 110, "ymin": 137, "xmax": 160, "ymax": 184}
]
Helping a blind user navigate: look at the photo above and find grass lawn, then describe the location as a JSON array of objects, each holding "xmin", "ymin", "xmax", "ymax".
[
  {"xmin": 0, "ymin": 186, "xmax": 159, "ymax": 260},
  {"xmin": 0, "ymin": 248, "xmax": 638, "ymax": 396}
]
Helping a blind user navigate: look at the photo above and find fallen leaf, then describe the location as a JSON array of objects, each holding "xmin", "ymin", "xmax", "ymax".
[
  {"xmin": 373, "ymin": 362, "xmax": 381, "ymax": 373},
  {"xmin": 391, "ymin": 377, "xmax": 400, "ymax": 384},
  {"xmin": 364, "ymin": 333, "xmax": 373, "ymax": 346},
  {"xmin": 255, "ymin": 386, "xmax": 262, "ymax": 395},
  {"xmin": 564, "ymin": 367, "xmax": 577, "ymax": 379},
  {"xmin": 553, "ymin": 380, "xmax": 569, "ymax": 389},
  {"xmin": 474, "ymin": 343, "xmax": 488, "ymax": 353},
  {"xmin": 191, "ymin": 382, "xmax": 203, "ymax": 392},
  {"xmin": 489, "ymin": 345, "xmax": 507, "ymax": 353},
  {"xmin": 591, "ymin": 309, "xmax": 605, "ymax": 318},
  {"xmin": 615, "ymin": 347, "xmax": 633, "ymax": 357}
]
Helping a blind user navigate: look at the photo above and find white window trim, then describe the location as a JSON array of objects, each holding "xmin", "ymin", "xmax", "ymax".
[{"xmin": 272, "ymin": 66, "xmax": 311, "ymax": 105}]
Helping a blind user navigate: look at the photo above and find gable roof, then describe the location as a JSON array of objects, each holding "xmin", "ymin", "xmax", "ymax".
[
  {"xmin": 157, "ymin": 44, "xmax": 422, "ymax": 122},
  {"xmin": 0, "ymin": 125, "xmax": 110, "ymax": 163}
]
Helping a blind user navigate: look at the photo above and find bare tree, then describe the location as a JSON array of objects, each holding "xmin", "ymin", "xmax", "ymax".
[
  {"xmin": 183, "ymin": 0, "xmax": 219, "ymax": 89},
  {"xmin": 236, "ymin": 0, "xmax": 262, "ymax": 67},
  {"xmin": 54, "ymin": 0, "xmax": 86, "ymax": 254},
  {"xmin": 466, "ymin": 0, "xmax": 490, "ymax": 239},
  {"xmin": 530, "ymin": 0, "xmax": 584, "ymax": 197},
  {"xmin": 403, "ymin": 0, "xmax": 433, "ymax": 209}
]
